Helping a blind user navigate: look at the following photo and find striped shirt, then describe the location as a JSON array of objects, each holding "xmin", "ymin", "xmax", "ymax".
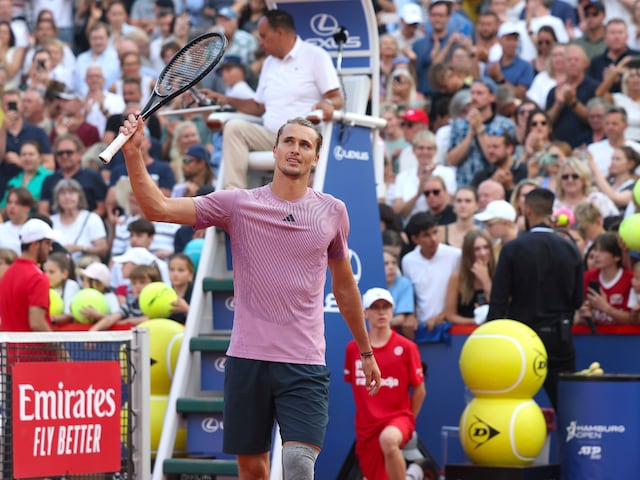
[{"xmin": 194, "ymin": 185, "xmax": 349, "ymax": 365}]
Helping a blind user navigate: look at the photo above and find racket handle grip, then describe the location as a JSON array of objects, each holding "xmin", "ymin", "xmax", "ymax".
[{"xmin": 99, "ymin": 131, "xmax": 134, "ymax": 164}]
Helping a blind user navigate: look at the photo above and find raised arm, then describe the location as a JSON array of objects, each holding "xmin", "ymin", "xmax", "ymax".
[{"xmin": 120, "ymin": 114, "xmax": 197, "ymax": 225}]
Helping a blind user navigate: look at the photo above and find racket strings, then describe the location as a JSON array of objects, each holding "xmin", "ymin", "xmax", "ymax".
[{"xmin": 157, "ymin": 39, "xmax": 225, "ymax": 96}]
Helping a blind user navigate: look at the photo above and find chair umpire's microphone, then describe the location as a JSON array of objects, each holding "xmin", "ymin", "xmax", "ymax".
[{"xmin": 333, "ymin": 26, "xmax": 348, "ymax": 45}]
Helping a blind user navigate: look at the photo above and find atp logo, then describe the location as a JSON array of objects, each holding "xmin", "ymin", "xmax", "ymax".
[
  {"xmin": 310, "ymin": 13, "xmax": 339, "ymax": 36},
  {"xmin": 467, "ymin": 416, "xmax": 500, "ymax": 448}
]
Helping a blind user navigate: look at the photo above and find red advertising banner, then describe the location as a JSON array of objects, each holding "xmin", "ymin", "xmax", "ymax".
[{"xmin": 12, "ymin": 361, "xmax": 122, "ymax": 478}]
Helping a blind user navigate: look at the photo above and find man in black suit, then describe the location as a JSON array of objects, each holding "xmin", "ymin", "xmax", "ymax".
[{"xmin": 487, "ymin": 188, "xmax": 584, "ymax": 410}]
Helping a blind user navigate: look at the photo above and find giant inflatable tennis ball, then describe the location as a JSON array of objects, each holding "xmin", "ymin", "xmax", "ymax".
[
  {"xmin": 139, "ymin": 318, "xmax": 184, "ymax": 394},
  {"xmin": 70, "ymin": 288, "xmax": 109, "ymax": 324},
  {"xmin": 459, "ymin": 319, "xmax": 547, "ymax": 398},
  {"xmin": 49, "ymin": 289, "xmax": 64, "ymax": 316},
  {"xmin": 619, "ymin": 214, "xmax": 640, "ymax": 252},
  {"xmin": 139, "ymin": 282, "xmax": 178, "ymax": 319},
  {"xmin": 459, "ymin": 397, "xmax": 546, "ymax": 466},
  {"xmin": 150, "ymin": 395, "xmax": 187, "ymax": 455}
]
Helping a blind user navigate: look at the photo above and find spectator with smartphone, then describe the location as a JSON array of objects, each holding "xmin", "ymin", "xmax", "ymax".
[
  {"xmin": 577, "ymin": 232, "xmax": 634, "ymax": 325},
  {"xmin": 0, "ymin": 90, "xmax": 53, "ymax": 174}
]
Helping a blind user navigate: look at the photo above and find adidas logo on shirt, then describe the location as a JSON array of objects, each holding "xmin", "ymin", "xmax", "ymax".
[{"xmin": 283, "ymin": 214, "xmax": 295, "ymax": 222}]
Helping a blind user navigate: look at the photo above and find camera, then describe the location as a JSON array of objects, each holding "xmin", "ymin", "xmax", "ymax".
[{"xmin": 7, "ymin": 101, "xmax": 17, "ymax": 111}]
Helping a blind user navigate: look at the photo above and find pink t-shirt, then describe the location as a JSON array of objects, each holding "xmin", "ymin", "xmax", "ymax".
[{"xmin": 194, "ymin": 185, "xmax": 350, "ymax": 365}]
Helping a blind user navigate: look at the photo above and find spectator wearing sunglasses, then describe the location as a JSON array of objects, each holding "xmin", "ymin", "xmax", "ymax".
[
  {"xmin": 171, "ymin": 145, "xmax": 215, "ymax": 198},
  {"xmin": 421, "ymin": 176, "xmax": 456, "ymax": 226},
  {"xmin": 553, "ymin": 157, "xmax": 618, "ymax": 219},
  {"xmin": 573, "ymin": 0, "xmax": 606, "ymax": 60},
  {"xmin": 385, "ymin": 68, "xmax": 426, "ymax": 112},
  {"xmin": 39, "ymin": 134, "xmax": 107, "ymax": 217}
]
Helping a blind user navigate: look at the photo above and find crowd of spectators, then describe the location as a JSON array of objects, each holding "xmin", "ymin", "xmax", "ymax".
[
  {"xmin": 0, "ymin": 0, "xmax": 639, "ymax": 332},
  {"xmin": 373, "ymin": 0, "xmax": 640, "ymax": 333}
]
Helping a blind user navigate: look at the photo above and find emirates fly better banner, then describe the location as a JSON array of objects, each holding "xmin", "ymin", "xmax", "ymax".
[{"xmin": 12, "ymin": 361, "xmax": 122, "ymax": 478}]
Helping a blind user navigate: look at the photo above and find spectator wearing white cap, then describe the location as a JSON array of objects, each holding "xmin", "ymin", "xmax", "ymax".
[
  {"xmin": 390, "ymin": 3, "xmax": 425, "ymax": 58},
  {"xmin": 111, "ymin": 245, "xmax": 170, "ymax": 292},
  {"xmin": 0, "ymin": 218, "xmax": 57, "ymax": 333},
  {"xmin": 486, "ymin": 23, "xmax": 535, "ymax": 100},
  {"xmin": 474, "ymin": 199, "xmax": 518, "ymax": 258},
  {"xmin": 75, "ymin": 262, "xmax": 121, "ymax": 324}
]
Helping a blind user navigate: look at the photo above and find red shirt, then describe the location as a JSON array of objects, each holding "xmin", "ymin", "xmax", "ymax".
[
  {"xmin": 344, "ymin": 331, "xmax": 424, "ymax": 438},
  {"xmin": 584, "ymin": 268, "xmax": 633, "ymax": 324},
  {"xmin": 0, "ymin": 257, "xmax": 51, "ymax": 332}
]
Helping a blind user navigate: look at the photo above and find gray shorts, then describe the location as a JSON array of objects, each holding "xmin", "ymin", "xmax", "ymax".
[{"xmin": 222, "ymin": 356, "xmax": 330, "ymax": 455}]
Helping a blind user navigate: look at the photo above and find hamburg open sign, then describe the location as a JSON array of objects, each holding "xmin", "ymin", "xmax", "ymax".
[{"xmin": 12, "ymin": 361, "xmax": 121, "ymax": 478}]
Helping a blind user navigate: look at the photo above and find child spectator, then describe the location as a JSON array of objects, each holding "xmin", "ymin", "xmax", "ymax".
[
  {"xmin": 76, "ymin": 262, "xmax": 121, "ymax": 324},
  {"xmin": 578, "ymin": 232, "xmax": 633, "ymax": 325},
  {"xmin": 168, "ymin": 252, "xmax": 194, "ymax": 325},
  {"xmin": 90, "ymin": 264, "xmax": 161, "ymax": 331},
  {"xmin": 43, "ymin": 252, "xmax": 80, "ymax": 325}
]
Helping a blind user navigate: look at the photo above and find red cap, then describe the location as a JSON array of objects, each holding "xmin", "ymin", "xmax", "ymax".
[{"xmin": 403, "ymin": 109, "xmax": 429, "ymax": 126}]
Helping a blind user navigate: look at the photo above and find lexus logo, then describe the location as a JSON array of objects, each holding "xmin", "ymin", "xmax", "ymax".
[
  {"xmin": 309, "ymin": 13, "xmax": 339, "ymax": 36},
  {"xmin": 201, "ymin": 417, "xmax": 223, "ymax": 433}
]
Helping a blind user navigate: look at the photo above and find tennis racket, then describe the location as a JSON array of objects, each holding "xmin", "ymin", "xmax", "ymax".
[{"xmin": 99, "ymin": 32, "xmax": 227, "ymax": 164}]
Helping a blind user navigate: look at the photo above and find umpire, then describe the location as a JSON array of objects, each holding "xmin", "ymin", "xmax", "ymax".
[{"xmin": 487, "ymin": 188, "xmax": 584, "ymax": 410}]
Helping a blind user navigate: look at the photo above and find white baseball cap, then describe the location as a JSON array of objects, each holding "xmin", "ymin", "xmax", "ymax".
[
  {"xmin": 474, "ymin": 200, "xmax": 517, "ymax": 223},
  {"xmin": 80, "ymin": 262, "xmax": 112, "ymax": 286},
  {"xmin": 362, "ymin": 288, "xmax": 395, "ymax": 309},
  {"xmin": 497, "ymin": 22, "xmax": 521, "ymax": 38},
  {"xmin": 19, "ymin": 219, "xmax": 58, "ymax": 244},
  {"xmin": 400, "ymin": 3, "xmax": 423, "ymax": 24},
  {"xmin": 112, "ymin": 247, "xmax": 157, "ymax": 265}
]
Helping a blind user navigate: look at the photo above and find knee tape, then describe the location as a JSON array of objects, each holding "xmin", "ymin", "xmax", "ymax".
[{"xmin": 282, "ymin": 443, "xmax": 319, "ymax": 480}]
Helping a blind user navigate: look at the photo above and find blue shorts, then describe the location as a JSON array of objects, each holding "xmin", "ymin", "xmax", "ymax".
[{"xmin": 222, "ymin": 356, "xmax": 331, "ymax": 455}]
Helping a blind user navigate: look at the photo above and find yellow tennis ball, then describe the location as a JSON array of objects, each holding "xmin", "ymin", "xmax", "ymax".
[
  {"xmin": 139, "ymin": 282, "xmax": 178, "ymax": 319},
  {"xmin": 150, "ymin": 395, "xmax": 187, "ymax": 455},
  {"xmin": 619, "ymin": 214, "xmax": 640, "ymax": 251},
  {"xmin": 459, "ymin": 397, "xmax": 546, "ymax": 466},
  {"xmin": 459, "ymin": 319, "xmax": 547, "ymax": 398},
  {"xmin": 49, "ymin": 289, "xmax": 64, "ymax": 316},
  {"xmin": 139, "ymin": 318, "xmax": 184, "ymax": 394},
  {"xmin": 70, "ymin": 288, "xmax": 109, "ymax": 324}
]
